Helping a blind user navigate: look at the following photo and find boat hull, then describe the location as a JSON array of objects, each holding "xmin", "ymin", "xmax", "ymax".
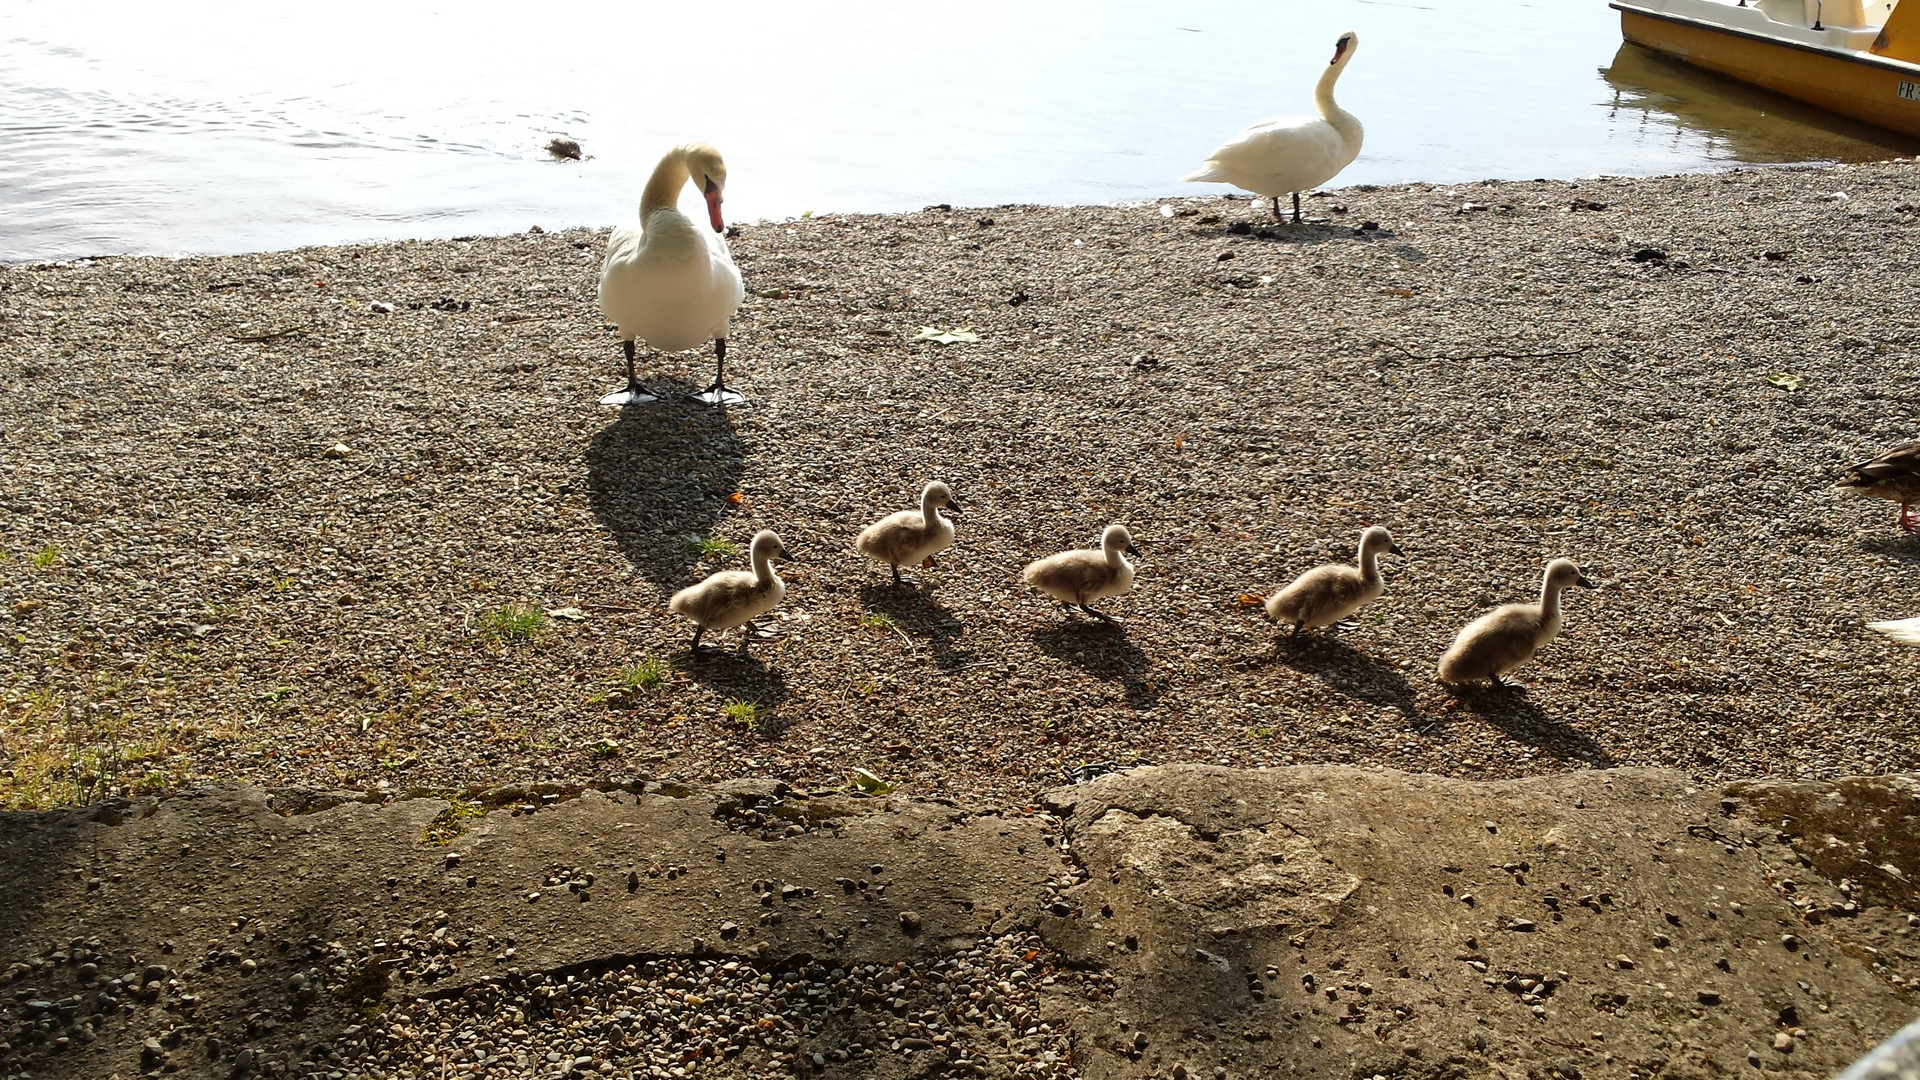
[{"xmin": 1616, "ymin": 4, "xmax": 1920, "ymax": 137}]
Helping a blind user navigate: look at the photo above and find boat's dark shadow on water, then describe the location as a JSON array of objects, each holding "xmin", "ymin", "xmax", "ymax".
[
  {"xmin": 858, "ymin": 582, "xmax": 972, "ymax": 671},
  {"xmin": 585, "ymin": 401, "xmax": 745, "ymax": 590},
  {"xmin": 1270, "ymin": 632, "xmax": 1418, "ymax": 722},
  {"xmin": 1446, "ymin": 684, "xmax": 1614, "ymax": 766},
  {"xmin": 1033, "ymin": 620, "xmax": 1159, "ymax": 709}
]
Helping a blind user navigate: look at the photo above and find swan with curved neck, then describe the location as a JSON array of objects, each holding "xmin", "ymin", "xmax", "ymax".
[
  {"xmin": 597, "ymin": 142, "xmax": 748, "ymax": 406},
  {"xmin": 855, "ymin": 481, "xmax": 963, "ymax": 586},
  {"xmin": 1265, "ymin": 525, "xmax": 1401, "ymax": 637},
  {"xmin": 668, "ymin": 529, "xmax": 790, "ymax": 655},
  {"xmin": 1023, "ymin": 524, "xmax": 1140, "ymax": 624},
  {"xmin": 1182, "ymin": 31, "xmax": 1364, "ymax": 223},
  {"xmin": 1437, "ymin": 558, "xmax": 1595, "ymax": 688}
]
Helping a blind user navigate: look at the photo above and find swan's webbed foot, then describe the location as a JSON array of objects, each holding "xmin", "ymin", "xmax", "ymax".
[
  {"xmin": 1079, "ymin": 603, "xmax": 1121, "ymax": 625},
  {"xmin": 603, "ymin": 340, "xmax": 662, "ymax": 405},
  {"xmin": 1489, "ymin": 673, "xmax": 1527, "ymax": 692},
  {"xmin": 690, "ymin": 380, "xmax": 748, "ymax": 407},
  {"xmin": 1329, "ymin": 618, "xmax": 1358, "ymax": 634},
  {"xmin": 599, "ymin": 381, "xmax": 662, "ymax": 407},
  {"xmin": 688, "ymin": 337, "xmax": 747, "ymax": 406}
]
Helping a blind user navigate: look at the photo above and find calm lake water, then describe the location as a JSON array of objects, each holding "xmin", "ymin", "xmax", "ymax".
[{"xmin": 4, "ymin": 0, "xmax": 1918, "ymax": 262}]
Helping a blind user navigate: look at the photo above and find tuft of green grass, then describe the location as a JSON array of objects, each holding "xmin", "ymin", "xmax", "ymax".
[
  {"xmin": 1248, "ymin": 725, "xmax": 1277, "ymax": 740},
  {"xmin": 620, "ymin": 657, "xmax": 668, "ymax": 692},
  {"xmin": 721, "ymin": 698, "xmax": 761, "ymax": 733},
  {"xmin": 422, "ymin": 797, "xmax": 488, "ymax": 844},
  {"xmin": 29, "ymin": 545, "xmax": 62, "ymax": 569},
  {"xmin": 477, "ymin": 603, "xmax": 548, "ymax": 642},
  {"xmin": 858, "ymin": 612, "xmax": 897, "ymax": 631},
  {"xmin": 687, "ymin": 536, "xmax": 737, "ymax": 561},
  {"xmin": 587, "ymin": 737, "xmax": 623, "ymax": 759}
]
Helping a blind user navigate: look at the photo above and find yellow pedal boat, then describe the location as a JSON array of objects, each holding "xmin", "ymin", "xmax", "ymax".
[{"xmin": 1612, "ymin": 0, "xmax": 1920, "ymax": 137}]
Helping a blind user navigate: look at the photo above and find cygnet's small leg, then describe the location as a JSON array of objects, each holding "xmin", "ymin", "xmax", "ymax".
[
  {"xmin": 690, "ymin": 338, "xmax": 747, "ymax": 406},
  {"xmin": 599, "ymin": 340, "xmax": 662, "ymax": 406},
  {"xmin": 736, "ymin": 628, "xmax": 754, "ymax": 656},
  {"xmin": 890, "ymin": 564, "xmax": 903, "ymax": 585},
  {"xmin": 1490, "ymin": 672, "xmax": 1526, "ymax": 692},
  {"xmin": 1290, "ymin": 621, "xmax": 1304, "ymax": 638},
  {"xmin": 1080, "ymin": 603, "xmax": 1120, "ymax": 625},
  {"xmin": 688, "ymin": 625, "xmax": 707, "ymax": 655}
]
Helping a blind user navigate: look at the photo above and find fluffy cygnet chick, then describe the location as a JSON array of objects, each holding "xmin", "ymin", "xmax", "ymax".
[
  {"xmin": 854, "ymin": 481, "xmax": 961, "ymax": 585},
  {"xmin": 1265, "ymin": 525, "xmax": 1402, "ymax": 636},
  {"xmin": 668, "ymin": 529, "xmax": 789, "ymax": 655},
  {"xmin": 1023, "ymin": 524, "xmax": 1140, "ymax": 623},
  {"xmin": 1437, "ymin": 558, "xmax": 1595, "ymax": 688}
]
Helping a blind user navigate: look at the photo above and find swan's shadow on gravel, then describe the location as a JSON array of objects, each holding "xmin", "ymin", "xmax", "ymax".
[
  {"xmin": 858, "ymin": 583, "xmax": 971, "ymax": 671},
  {"xmin": 1446, "ymin": 684, "xmax": 1614, "ymax": 766},
  {"xmin": 678, "ymin": 649, "xmax": 791, "ymax": 727},
  {"xmin": 1270, "ymin": 633, "xmax": 1417, "ymax": 722},
  {"xmin": 1210, "ymin": 220, "xmax": 1400, "ymax": 248},
  {"xmin": 1860, "ymin": 535, "xmax": 1920, "ymax": 564},
  {"xmin": 586, "ymin": 403, "xmax": 744, "ymax": 589},
  {"xmin": 1033, "ymin": 621, "xmax": 1159, "ymax": 709}
]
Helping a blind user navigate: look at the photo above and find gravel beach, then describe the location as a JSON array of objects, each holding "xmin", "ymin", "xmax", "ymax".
[{"xmin": 2, "ymin": 161, "xmax": 1919, "ymax": 807}]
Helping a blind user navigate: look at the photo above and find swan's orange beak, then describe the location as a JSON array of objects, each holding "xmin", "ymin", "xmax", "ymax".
[
  {"xmin": 1331, "ymin": 38, "xmax": 1349, "ymax": 64},
  {"xmin": 703, "ymin": 178, "xmax": 725, "ymax": 233}
]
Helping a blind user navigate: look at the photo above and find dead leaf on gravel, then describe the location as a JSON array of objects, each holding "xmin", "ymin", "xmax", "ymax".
[
  {"xmin": 912, "ymin": 326, "xmax": 979, "ymax": 345},
  {"xmin": 849, "ymin": 768, "xmax": 895, "ymax": 796},
  {"xmin": 1236, "ymin": 594, "xmax": 1264, "ymax": 607},
  {"xmin": 10, "ymin": 599, "xmax": 45, "ymax": 616},
  {"xmin": 1766, "ymin": 373, "xmax": 1804, "ymax": 391},
  {"xmin": 546, "ymin": 607, "xmax": 587, "ymax": 622}
]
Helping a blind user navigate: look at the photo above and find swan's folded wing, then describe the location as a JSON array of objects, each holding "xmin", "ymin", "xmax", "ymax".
[
  {"xmin": 1214, "ymin": 119, "xmax": 1351, "ymax": 178},
  {"xmin": 1867, "ymin": 617, "xmax": 1920, "ymax": 645}
]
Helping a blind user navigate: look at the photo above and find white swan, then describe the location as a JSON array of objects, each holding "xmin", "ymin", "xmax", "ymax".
[
  {"xmin": 597, "ymin": 142, "xmax": 748, "ymax": 406},
  {"xmin": 1868, "ymin": 618, "xmax": 1920, "ymax": 645},
  {"xmin": 1182, "ymin": 31, "xmax": 1364, "ymax": 223}
]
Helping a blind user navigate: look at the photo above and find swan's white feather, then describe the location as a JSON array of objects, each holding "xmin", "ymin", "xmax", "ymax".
[{"xmin": 599, "ymin": 209, "xmax": 743, "ymax": 352}]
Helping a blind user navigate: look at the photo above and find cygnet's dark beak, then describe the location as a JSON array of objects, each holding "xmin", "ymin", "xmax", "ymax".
[
  {"xmin": 1575, "ymin": 575, "xmax": 1596, "ymax": 588},
  {"xmin": 1389, "ymin": 542, "xmax": 1405, "ymax": 556},
  {"xmin": 1125, "ymin": 542, "xmax": 1143, "ymax": 558},
  {"xmin": 944, "ymin": 498, "xmax": 964, "ymax": 517}
]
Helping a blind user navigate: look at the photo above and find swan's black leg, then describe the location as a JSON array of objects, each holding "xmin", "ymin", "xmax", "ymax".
[
  {"xmin": 1080, "ymin": 603, "xmax": 1119, "ymax": 624},
  {"xmin": 891, "ymin": 564, "xmax": 902, "ymax": 585},
  {"xmin": 1290, "ymin": 621, "xmax": 1303, "ymax": 638},
  {"xmin": 689, "ymin": 625, "xmax": 706, "ymax": 654},
  {"xmin": 1271, "ymin": 197, "xmax": 1282, "ymax": 220},
  {"xmin": 1292, "ymin": 191, "xmax": 1303, "ymax": 223},
  {"xmin": 737, "ymin": 626, "xmax": 753, "ymax": 656},
  {"xmin": 691, "ymin": 337, "xmax": 747, "ymax": 406},
  {"xmin": 599, "ymin": 340, "xmax": 662, "ymax": 405}
]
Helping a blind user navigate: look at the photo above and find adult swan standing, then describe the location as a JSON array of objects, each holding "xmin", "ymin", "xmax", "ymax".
[
  {"xmin": 597, "ymin": 142, "xmax": 749, "ymax": 406},
  {"xmin": 1182, "ymin": 31, "xmax": 1363, "ymax": 224}
]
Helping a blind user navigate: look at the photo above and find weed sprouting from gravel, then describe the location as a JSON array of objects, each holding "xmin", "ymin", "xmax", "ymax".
[
  {"xmin": 621, "ymin": 657, "xmax": 668, "ymax": 691},
  {"xmin": 687, "ymin": 536, "xmax": 737, "ymax": 561},
  {"xmin": 28, "ymin": 545, "xmax": 61, "ymax": 569},
  {"xmin": 859, "ymin": 612, "xmax": 898, "ymax": 631},
  {"xmin": 722, "ymin": 699, "xmax": 762, "ymax": 733},
  {"xmin": 477, "ymin": 604, "xmax": 548, "ymax": 642},
  {"xmin": 422, "ymin": 797, "xmax": 488, "ymax": 844}
]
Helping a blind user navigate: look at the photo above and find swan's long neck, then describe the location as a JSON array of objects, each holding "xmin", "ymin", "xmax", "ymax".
[
  {"xmin": 639, "ymin": 149, "xmax": 692, "ymax": 224},
  {"xmin": 751, "ymin": 545, "xmax": 776, "ymax": 585},
  {"xmin": 1314, "ymin": 57, "xmax": 1361, "ymax": 139},
  {"xmin": 920, "ymin": 489, "xmax": 942, "ymax": 527},
  {"xmin": 1358, "ymin": 543, "xmax": 1382, "ymax": 583},
  {"xmin": 1105, "ymin": 537, "xmax": 1130, "ymax": 568},
  {"xmin": 1538, "ymin": 578, "xmax": 1564, "ymax": 624}
]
